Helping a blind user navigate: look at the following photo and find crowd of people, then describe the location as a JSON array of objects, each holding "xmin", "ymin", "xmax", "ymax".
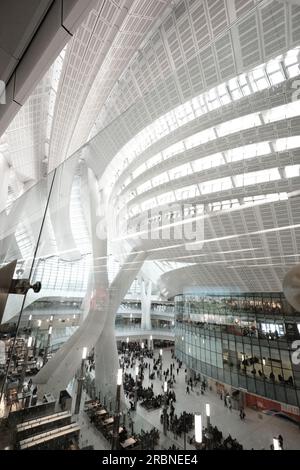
[
  {"xmin": 137, "ymin": 428, "xmax": 159, "ymax": 450},
  {"xmin": 121, "ymin": 346, "xmax": 179, "ymax": 411},
  {"xmin": 189, "ymin": 424, "xmax": 244, "ymax": 450},
  {"xmin": 169, "ymin": 412, "xmax": 194, "ymax": 438},
  {"xmin": 83, "ymin": 344, "xmax": 290, "ymax": 451},
  {"xmin": 179, "ymin": 295, "xmax": 288, "ymax": 316}
]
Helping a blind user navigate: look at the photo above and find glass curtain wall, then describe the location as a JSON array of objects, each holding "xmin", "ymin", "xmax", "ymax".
[{"xmin": 175, "ymin": 293, "xmax": 300, "ymax": 407}]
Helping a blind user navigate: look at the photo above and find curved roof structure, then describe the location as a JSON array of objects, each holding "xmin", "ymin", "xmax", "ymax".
[{"xmin": 1, "ymin": 0, "xmax": 300, "ymax": 308}]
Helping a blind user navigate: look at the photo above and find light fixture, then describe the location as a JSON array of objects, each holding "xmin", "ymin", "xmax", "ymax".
[
  {"xmin": 206, "ymin": 403, "xmax": 210, "ymax": 417},
  {"xmin": 27, "ymin": 336, "xmax": 33, "ymax": 347},
  {"xmin": 160, "ymin": 349, "xmax": 163, "ymax": 356},
  {"xmin": 82, "ymin": 347, "xmax": 87, "ymax": 360},
  {"xmin": 48, "ymin": 326, "xmax": 52, "ymax": 335},
  {"xmin": 195, "ymin": 414, "xmax": 202, "ymax": 443},
  {"xmin": 135, "ymin": 365, "xmax": 139, "ymax": 377},
  {"xmin": 50, "ymin": 315, "xmax": 53, "ymax": 322},
  {"xmin": 273, "ymin": 437, "xmax": 281, "ymax": 450},
  {"xmin": 117, "ymin": 368, "xmax": 123, "ymax": 386},
  {"xmin": 164, "ymin": 381, "xmax": 168, "ymax": 393}
]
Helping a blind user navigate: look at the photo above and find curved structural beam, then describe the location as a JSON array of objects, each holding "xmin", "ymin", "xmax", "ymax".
[
  {"xmin": 34, "ymin": 165, "xmax": 108, "ymax": 397},
  {"xmin": 48, "ymin": 156, "xmax": 80, "ymax": 261},
  {"xmin": 2, "ymin": 289, "xmax": 84, "ymax": 324},
  {"xmin": 0, "ymin": 0, "xmax": 98, "ymax": 137},
  {"xmin": 0, "ymin": 180, "xmax": 53, "ymax": 266}
]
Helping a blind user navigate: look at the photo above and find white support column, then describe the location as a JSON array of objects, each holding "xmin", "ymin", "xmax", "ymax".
[
  {"xmin": 140, "ymin": 278, "xmax": 152, "ymax": 330},
  {"xmin": 94, "ymin": 251, "xmax": 147, "ymax": 403}
]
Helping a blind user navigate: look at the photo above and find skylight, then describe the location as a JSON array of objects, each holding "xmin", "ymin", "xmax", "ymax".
[{"xmin": 108, "ymin": 45, "xmax": 300, "ymax": 194}]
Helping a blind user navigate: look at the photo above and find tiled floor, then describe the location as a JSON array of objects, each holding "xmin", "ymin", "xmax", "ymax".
[{"xmin": 78, "ymin": 348, "xmax": 300, "ymax": 450}]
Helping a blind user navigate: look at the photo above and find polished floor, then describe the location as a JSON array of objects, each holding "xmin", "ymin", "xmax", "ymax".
[{"xmin": 79, "ymin": 348, "xmax": 300, "ymax": 450}]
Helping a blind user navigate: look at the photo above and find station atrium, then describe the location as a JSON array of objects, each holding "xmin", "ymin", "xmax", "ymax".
[{"xmin": 1, "ymin": 0, "xmax": 300, "ymax": 452}]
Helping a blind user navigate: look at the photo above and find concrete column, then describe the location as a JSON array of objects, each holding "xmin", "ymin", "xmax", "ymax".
[
  {"xmin": 140, "ymin": 278, "xmax": 152, "ymax": 330},
  {"xmin": 94, "ymin": 251, "xmax": 147, "ymax": 403}
]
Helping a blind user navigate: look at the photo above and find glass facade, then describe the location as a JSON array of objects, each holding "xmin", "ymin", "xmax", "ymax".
[{"xmin": 175, "ymin": 293, "xmax": 300, "ymax": 407}]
